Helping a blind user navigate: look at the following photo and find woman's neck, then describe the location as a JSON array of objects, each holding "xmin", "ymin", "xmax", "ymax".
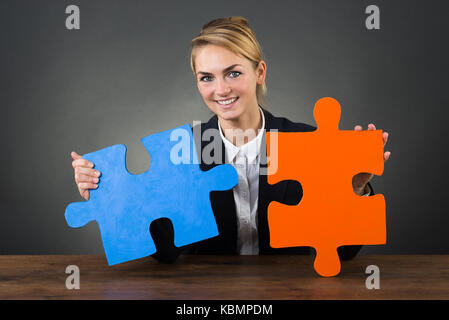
[{"xmin": 218, "ymin": 102, "xmax": 262, "ymax": 147}]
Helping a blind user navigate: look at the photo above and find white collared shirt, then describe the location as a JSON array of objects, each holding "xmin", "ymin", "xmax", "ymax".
[{"xmin": 218, "ymin": 108, "xmax": 265, "ymax": 255}]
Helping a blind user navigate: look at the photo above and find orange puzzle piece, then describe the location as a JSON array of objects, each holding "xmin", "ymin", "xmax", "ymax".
[{"xmin": 266, "ymin": 97, "xmax": 386, "ymax": 277}]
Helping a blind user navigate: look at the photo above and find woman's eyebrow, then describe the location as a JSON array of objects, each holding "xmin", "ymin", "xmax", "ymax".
[{"xmin": 197, "ymin": 64, "xmax": 242, "ymax": 76}]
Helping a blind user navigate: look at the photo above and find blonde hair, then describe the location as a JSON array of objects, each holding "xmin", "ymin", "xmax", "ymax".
[{"xmin": 190, "ymin": 16, "xmax": 267, "ymax": 106}]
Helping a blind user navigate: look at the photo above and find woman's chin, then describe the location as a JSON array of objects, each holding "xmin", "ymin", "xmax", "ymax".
[{"xmin": 217, "ymin": 108, "xmax": 241, "ymax": 121}]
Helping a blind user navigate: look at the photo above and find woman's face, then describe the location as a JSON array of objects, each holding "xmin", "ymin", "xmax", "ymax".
[{"xmin": 194, "ymin": 44, "xmax": 266, "ymax": 122}]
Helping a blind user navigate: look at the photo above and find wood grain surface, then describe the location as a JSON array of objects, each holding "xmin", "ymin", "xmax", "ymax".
[{"xmin": 0, "ymin": 255, "xmax": 448, "ymax": 300}]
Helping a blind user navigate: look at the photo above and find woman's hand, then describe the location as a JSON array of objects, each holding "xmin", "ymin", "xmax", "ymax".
[
  {"xmin": 71, "ymin": 151, "xmax": 101, "ymax": 200},
  {"xmin": 352, "ymin": 124, "xmax": 390, "ymax": 196}
]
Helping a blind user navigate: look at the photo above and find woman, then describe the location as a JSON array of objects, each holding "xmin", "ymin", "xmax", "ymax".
[{"xmin": 71, "ymin": 17, "xmax": 390, "ymax": 263}]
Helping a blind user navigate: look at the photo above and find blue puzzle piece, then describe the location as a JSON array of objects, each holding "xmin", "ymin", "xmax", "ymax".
[{"xmin": 65, "ymin": 124, "xmax": 238, "ymax": 265}]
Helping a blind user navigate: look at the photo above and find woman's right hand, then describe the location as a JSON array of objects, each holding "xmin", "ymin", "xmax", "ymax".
[{"xmin": 71, "ymin": 151, "xmax": 101, "ymax": 200}]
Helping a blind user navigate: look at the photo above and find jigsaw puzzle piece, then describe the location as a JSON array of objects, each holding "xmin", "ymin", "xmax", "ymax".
[
  {"xmin": 66, "ymin": 143, "xmax": 159, "ymax": 265},
  {"xmin": 267, "ymin": 97, "xmax": 386, "ymax": 277},
  {"xmin": 65, "ymin": 124, "xmax": 238, "ymax": 266},
  {"xmin": 139, "ymin": 125, "xmax": 238, "ymax": 248}
]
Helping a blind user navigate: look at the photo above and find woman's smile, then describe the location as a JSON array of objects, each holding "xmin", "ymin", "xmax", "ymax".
[{"xmin": 215, "ymin": 96, "xmax": 239, "ymax": 109}]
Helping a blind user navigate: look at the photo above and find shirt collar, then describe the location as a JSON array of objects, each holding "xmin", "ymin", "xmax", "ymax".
[{"xmin": 218, "ymin": 107, "xmax": 265, "ymax": 164}]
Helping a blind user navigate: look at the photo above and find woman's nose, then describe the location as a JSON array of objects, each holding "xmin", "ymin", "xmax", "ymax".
[{"xmin": 214, "ymin": 79, "xmax": 231, "ymax": 96}]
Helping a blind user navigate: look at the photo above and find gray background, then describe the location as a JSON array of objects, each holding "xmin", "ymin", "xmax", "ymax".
[{"xmin": 1, "ymin": 0, "xmax": 448, "ymax": 255}]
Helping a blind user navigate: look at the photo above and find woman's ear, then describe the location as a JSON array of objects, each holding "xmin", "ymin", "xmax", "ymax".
[{"xmin": 256, "ymin": 60, "xmax": 267, "ymax": 85}]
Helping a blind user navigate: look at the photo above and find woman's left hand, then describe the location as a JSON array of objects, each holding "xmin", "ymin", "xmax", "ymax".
[{"xmin": 352, "ymin": 123, "xmax": 390, "ymax": 195}]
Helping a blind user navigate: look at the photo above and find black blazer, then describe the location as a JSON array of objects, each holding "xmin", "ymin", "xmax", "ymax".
[{"xmin": 150, "ymin": 107, "xmax": 368, "ymax": 263}]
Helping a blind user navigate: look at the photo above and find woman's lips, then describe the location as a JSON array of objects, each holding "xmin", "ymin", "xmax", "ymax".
[{"xmin": 215, "ymin": 97, "xmax": 239, "ymax": 109}]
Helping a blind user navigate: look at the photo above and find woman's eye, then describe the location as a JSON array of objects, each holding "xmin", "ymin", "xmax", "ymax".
[
  {"xmin": 200, "ymin": 76, "xmax": 213, "ymax": 82},
  {"xmin": 229, "ymin": 71, "xmax": 241, "ymax": 78}
]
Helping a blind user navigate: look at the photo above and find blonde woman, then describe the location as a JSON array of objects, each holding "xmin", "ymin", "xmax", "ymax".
[{"xmin": 71, "ymin": 17, "xmax": 390, "ymax": 263}]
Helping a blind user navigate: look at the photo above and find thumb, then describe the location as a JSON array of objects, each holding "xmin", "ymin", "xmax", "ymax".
[{"xmin": 71, "ymin": 151, "xmax": 82, "ymax": 160}]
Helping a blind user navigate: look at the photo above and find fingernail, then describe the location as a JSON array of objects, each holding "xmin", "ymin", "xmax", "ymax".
[
  {"xmin": 93, "ymin": 178, "xmax": 99, "ymax": 183},
  {"xmin": 95, "ymin": 171, "xmax": 100, "ymax": 176}
]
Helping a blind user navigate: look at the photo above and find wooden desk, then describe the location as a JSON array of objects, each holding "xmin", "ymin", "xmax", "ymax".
[{"xmin": 0, "ymin": 255, "xmax": 447, "ymax": 300}]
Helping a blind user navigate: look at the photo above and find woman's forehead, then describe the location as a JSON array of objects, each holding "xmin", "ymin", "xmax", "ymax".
[{"xmin": 194, "ymin": 45, "xmax": 249, "ymax": 72}]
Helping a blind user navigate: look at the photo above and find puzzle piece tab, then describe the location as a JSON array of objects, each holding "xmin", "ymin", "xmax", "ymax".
[
  {"xmin": 267, "ymin": 97, "xmax": 386, "ymax": 277},
  {"xmin": 65, "ymin": 124, "xmax": 238, "ymax": 265}
]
